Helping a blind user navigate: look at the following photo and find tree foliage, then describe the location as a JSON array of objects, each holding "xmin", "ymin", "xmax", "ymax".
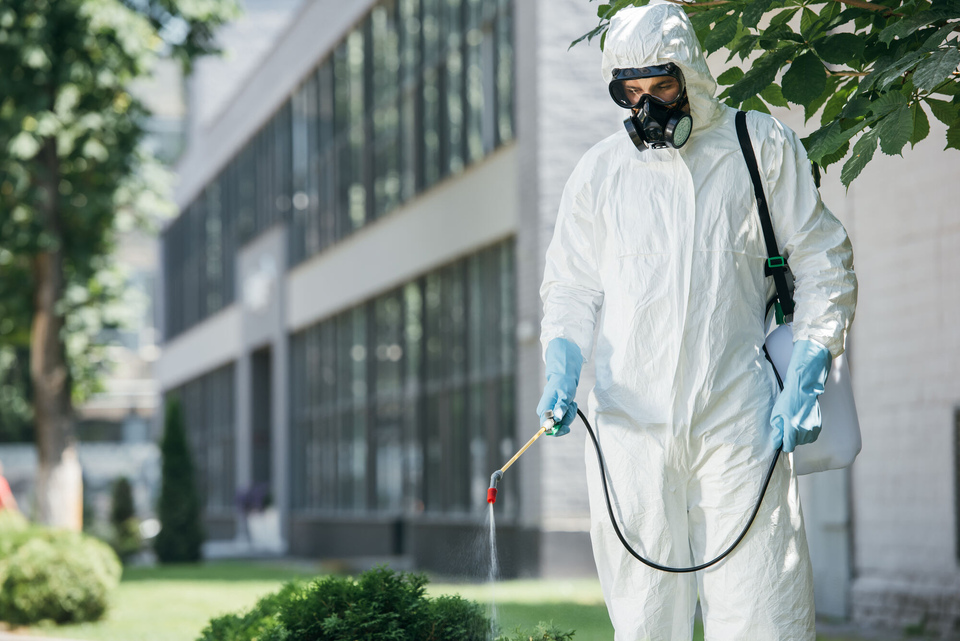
[
  {"xmin": 576, "ymin": 0, "xmax": 960, "ymax": 185},
  {"xmin": 0, "ymin": 0, "xmax": 237, "ymax": 404}
]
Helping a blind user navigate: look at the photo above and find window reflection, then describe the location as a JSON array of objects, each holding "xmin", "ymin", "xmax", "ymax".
[
  {"xmin": 166, "ymin": 364, "xmax": 236, "ymax": 516},
  {"xmin": 289, "ymin": 241, "xmax": 516, "ymax": 518}
]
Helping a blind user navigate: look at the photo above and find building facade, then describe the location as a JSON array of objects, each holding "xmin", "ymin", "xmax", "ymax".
[{"xmin": 158, "ymin": 0, "xmax": 960, "ymax": 630}]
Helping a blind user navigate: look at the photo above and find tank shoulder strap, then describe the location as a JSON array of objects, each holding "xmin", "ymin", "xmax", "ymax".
[{"xmin": 735, "ymin": 110, "xmax": 795, "ymax": 322}]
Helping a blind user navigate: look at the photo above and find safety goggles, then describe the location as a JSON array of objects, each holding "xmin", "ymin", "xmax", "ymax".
[{"xmin": 609, "ymin": 64, "xmax": 685, "ymax": 109}]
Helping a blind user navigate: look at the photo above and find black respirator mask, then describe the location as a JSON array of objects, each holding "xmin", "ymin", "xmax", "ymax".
[{"xmin": 609, "ymin": 64, "xmax": 693, "ymax": 152}]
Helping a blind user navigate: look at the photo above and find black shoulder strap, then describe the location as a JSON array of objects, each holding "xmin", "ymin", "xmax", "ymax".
[{"xmin": 735, "ymin": 110, "xmax": 795, "ymax": 319}]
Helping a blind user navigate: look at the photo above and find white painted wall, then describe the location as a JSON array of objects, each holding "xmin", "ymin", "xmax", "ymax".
[
  {"xmin": 156, "ymin": 305, "xmax": 242, "ymax": 390},
  {"xmin": 842, "ymin": 116, "xmax": 960, "ymax": 628}
]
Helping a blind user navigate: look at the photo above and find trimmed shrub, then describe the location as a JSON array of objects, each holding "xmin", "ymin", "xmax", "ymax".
[
  {"xmin": 109, "ymin": 477, "xmax": 141, "ymax": 561},
  {"xmin": 110, "ymin": 476, "xmax": 135, "ymax": 525},
  {"xmin": 279, "ymin": 568, "xmax": 488, "ymax": 641},
  {"xmin": 155, "ymin": 396, "xmax": 204, "ymax": 563},
  {"xmin": 197, "ymin": 567, "xmax": 577, "ymax": 641},
  {"xmin": 198, "ymin": 581, "xmax": 302, "ymax": 641},
  {"xmin": 0, "ymin": 521, "xmax": 121, "ymax": 625}
]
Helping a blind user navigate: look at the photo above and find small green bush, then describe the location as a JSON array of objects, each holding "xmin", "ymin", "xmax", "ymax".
[
  {"xmin": 197, "ymin": 567, "xmax": 576, "ymax": 641},
  {"xmin": 110, "ymin": 476, "xmax": 135, "ymax": 525},
  {"xmin": 0, "ymin": 526, "xmax": 121, "ymax": 625},
  {"xmin": 497, "ymin": 622, "xmax": 576, "ymax": 641},
  {"xmin": 155, "ymin": 397, "xmax": 204, "ymax": 563},
  {"xmin": 198, "ymin": 581, "xmax": 302, "ymax": 641}
]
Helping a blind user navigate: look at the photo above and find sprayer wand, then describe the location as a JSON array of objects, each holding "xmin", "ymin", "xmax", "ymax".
[{"xmin": 487, "ymin": 411, "xmax": 555, "ymax": 504}]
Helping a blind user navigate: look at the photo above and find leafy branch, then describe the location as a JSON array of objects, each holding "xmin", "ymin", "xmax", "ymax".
[{"xmin": 575, "ymin": 0, "xmax": 960, "ymax": 186}]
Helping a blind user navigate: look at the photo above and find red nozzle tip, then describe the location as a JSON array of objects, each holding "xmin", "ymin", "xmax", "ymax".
[{"xmin": 487, "ymin": 488, "xmax": 498, "ymax": 504}]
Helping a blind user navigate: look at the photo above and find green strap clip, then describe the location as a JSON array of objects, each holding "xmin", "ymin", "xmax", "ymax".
[
  {"xmin": 767, "ymin": 256, "xmax": 786, "ymax": 270},
  {"xmin": 774, "ymin": 300, "xmax": 786, "ymax": 325}
]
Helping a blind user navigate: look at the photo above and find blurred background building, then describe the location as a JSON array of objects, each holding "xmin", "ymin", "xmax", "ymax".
[{"xmin": 152, "ymin": 0, "xmax": 960, "ymax": 632}]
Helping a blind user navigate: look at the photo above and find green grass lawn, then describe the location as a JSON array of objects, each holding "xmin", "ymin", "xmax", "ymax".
[{"xmin": 11, "ymin": 561, "xmax": 913, "ymax": 641}]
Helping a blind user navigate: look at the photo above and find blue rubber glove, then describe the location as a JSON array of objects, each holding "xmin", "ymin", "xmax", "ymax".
[
  {"xmin": 537, "ymin": 338, "xmax": 584, "ymax": 436},
  {"xmin": 770, "ymin": 339, "xmax": 832, "ymax": 453}
]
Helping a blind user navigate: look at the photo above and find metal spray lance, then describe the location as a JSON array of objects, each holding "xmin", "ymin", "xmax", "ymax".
[{"xmin": 486, "ymin": 410, "xmax": 556, "ymax": 504}]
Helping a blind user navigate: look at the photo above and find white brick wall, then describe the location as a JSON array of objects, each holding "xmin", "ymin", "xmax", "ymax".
[{"xmin": 843, "ymin": 116, "xmax": 960, "ymax": 630}]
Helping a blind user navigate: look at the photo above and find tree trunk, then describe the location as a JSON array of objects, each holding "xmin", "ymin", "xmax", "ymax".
[{"xmin": 30, "ymin": 138, "xmax": 82, "ymax": 530}]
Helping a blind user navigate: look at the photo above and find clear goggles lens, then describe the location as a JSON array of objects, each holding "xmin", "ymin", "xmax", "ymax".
[{"xmin": 609, "ymin": 67, "xmax": 684, "ymax": 109}]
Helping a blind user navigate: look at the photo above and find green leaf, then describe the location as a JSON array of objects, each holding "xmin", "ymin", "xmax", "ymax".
[
  {"xmin": 841, "ymin": 129, "xmax": 879, "ymax": 186},
  {"xmin": 922, "ymin": 22, "xmax": 960, "ymax": 50},
  {"xmin": 926, "ymin": 97, "xmax": 960, "ymax": 125},
  {"xmin": 704, "ymin": 14, "xmax": 740, "ymax": 54},
  {"xmin": 570, "ymin": 23, "xmax": 606, "ymax": 50},
  {"xmin": 931, "ymin": 79, "xmax": 960, "ymax": 95},
  {"xmin": 804, "ymin": 118, "xmax": 870, "ymax": 162},
  {"xmin": 728, "ymin": 47, "xmax": 796, "ymax": 103},
  {"xmin": 814, "ymin": 33, "xmax": 866, "ymax": 65},
  {"xmin": 820, "ymin": 139, "xmax": 850, "ymax": 168},
  {"xmin": 870, "ymin": 90, "xmax": 909, "ymax": 117},
  {"xmin": 742, "ymin": 0, "xmax": 774, "ymax": 29},
  {"xmin": 769, "ymin": 8, "xmax": 799, "ymax": 29},
  {"xmin": 727, "ymin": 23, "xmax": 758, "ymax": 62},
  {"xmin": 597, "ymin": 3, "xmax": 611, "ymax": 19},
  {"xmin": 800, "ymin": 8, "xmax": 819, "ymax": 41},
  {"xmin": 947, "ymin": 122, "xmax": 960, "ymax": 150},
  {"xmin": 875, "ymin": 104, "xmax": 913, "ymax": 155},
  {"xmin": 761, "ymin": 83, "xmax": 789, "ymax": 107},
  {"xmin": 691, "ymin": 5, "xmax": 736, "ymax": 44},
  {"xmin": 717, "ymin": 67, "xmax": 745, "ymax": 85},
  {"xmin": 782, "ymin": 52, "xmax": 827, "ymax": 106},
  {"xmin": 913, "ymin": 46, "xmax": 960, "ymax": 92},
  {"xmin": 758, "ymin": 28, "xmax": 805, "ymax": 49},
  {"xmin": 741, "ymin": 95, "xmax": 772, "ymax": 114},
  {"xmin": 804, "ymin": 75, "xmax": 843, "ymax": 123},
  {"xmin": 821, "ymin": 80, "xmax": 859, "ymax": 126},
  {"xmin": 879, "ymin": 8, "xmax": 951, "ymax": 45},
  {"xmin": 910, "ymin": 102, "xmax": 930, "ymax": 148},
  {"xmin": 817, "ymin": 1, "xmax": 843, "ymax": 25},
  {"xmin": 861, "ymin": 50, "xmax": 928, "ymax": 93},
  {"xmin": 842, "ymin": 96, "xmax": 871, "ymax": 118}
]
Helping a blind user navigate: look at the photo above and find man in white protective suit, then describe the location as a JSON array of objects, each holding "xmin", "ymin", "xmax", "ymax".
[{"xmin": 536, "ymin": 2, "xmax": 858, "ymax": 640}]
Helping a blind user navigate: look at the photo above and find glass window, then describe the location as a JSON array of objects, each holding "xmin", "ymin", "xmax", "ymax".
[
  {"xmin": 289, "ymin": 240, "xmax": 515, "ymax": 518},
  {"xmin": 205, "ymin": 183, "xmax": 223, "ymax": 317},
  {"xmin": 372, "ymin": 3, "xmax": 401, "ymax": 218},
  {"xmin": 165, "ymin": 0, "xmax": 516, "ymax": 338},
  {"xmin": 290, "ymin": 81, "xmax": 310, "ymax": 265},
  {"xmin": 443, "ymin": 0, "xmax": 464, "ymax": 175},
  {"xmin": 168, "ymin": 363, "xmax": 236, "ymax": 515},
  {"xmin": 317, "ymin": 62, "xmax": 337, "ymax": 250},
  {"xmin": 464, "ymin": 0, "xmax": 486, "ymax": 161},
  {"xmin": 496, "ymin": 0, "xmax": 514, "ymax": 145}
]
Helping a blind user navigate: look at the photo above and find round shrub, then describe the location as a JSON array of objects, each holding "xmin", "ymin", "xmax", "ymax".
[
  {"xmin": 0, "ymin": 529, "xmax": 121, "ymax": 625},
  {"xmin": 196, "ymin": 567, "xmax": 576, "ymax": 641}
]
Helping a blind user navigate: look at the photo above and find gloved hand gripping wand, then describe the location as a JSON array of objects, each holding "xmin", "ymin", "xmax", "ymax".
[{"xmin": 487, "ymin": 411, "xmax": 556, "ymax": 504}]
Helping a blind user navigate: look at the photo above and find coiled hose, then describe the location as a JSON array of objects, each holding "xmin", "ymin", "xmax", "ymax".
[{"xmin": 574, "ymin": 345, "xmax": 784, "ymax": 573}]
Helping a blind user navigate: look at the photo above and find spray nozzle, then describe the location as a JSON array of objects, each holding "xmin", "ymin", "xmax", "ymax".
[
  {"xmin": 486, "ymin": 412, "xmax": 556, "ymax": 505},
  {"xmin": 487, "ymin": 470, "xmax": 503, "ymax": 504}
]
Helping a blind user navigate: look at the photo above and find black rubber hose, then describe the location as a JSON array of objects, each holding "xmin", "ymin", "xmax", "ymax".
[{"xmin": 575, "ymin": 345, "xmax": 785, "ymax": 573}]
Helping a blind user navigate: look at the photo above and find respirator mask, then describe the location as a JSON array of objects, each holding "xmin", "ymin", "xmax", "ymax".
[{"xmin": 609, "ymin": 63, "xmax": 693, "ymax": 152}]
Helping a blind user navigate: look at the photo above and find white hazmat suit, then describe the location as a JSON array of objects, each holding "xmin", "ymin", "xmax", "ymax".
[{"xmin": 539, "ymin": 3, "xmax": 857, "ymax": 640}]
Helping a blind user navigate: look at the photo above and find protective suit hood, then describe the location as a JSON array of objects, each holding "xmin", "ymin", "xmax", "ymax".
[{"xmin": 601, "ymin": 1, "xmax": 721, "ymax": 134}]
